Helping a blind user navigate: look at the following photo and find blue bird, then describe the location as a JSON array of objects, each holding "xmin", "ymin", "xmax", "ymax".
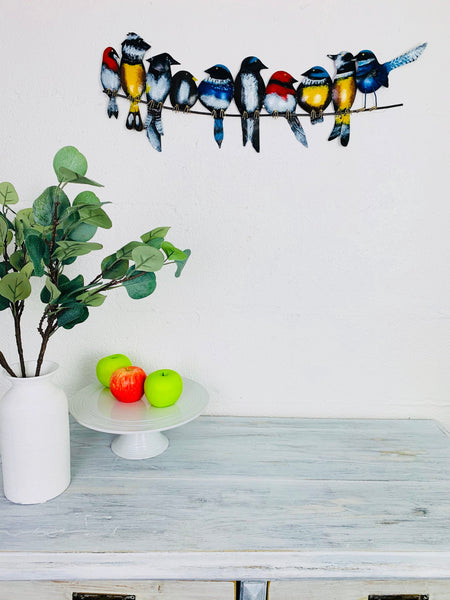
[
  {"xmin": 170, "ymin": 70, "xmax": 198, "ymax": 112},
  {"xmin": 355, "ymin": 42, "xmax": 427, "ymax": 108},
  {"xmin": 198, "ymin": 64, "xmax": 234, "ymax": 148},
  {"xmin": 234, "ymin": 56, "xmax": 267, "ymax": 153},
  {"xmin": 145, "ymin": 52, "xmax": 180, "ymax": 152}
]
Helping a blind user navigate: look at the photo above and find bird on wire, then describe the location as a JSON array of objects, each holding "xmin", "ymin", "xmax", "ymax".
[
  {"xmin": 354, "ymin": 42, "xmax": 427, "ymax": 108},
  {"xmin": 169, "ymin": 70, "xmax": 198, "ymax": 112},
  {"xmin": 198, "ymin": 64, "xmax": 234, "ymax": 148},
  {"xmin": 101, "ymin": 47, "xmax": 121, "ymax": 119},
  {"xmin": 145, "ymin": 52, "xmax": 180, "ymax": 152},
  {"xmin": 264, "ymin": 70, "xmax": 308, "ymax": 147},
  {"xmin": 327, "ymin": 51, "xmax": 356, "ymax": 146},
  {"xmin": 296, "ymin": 66, "xmax": 332, "ymax": 124},
  {"xmin": 120, "ymin": 32, "xmax": 151, "ymax": 131},
  {"xmin": 234, "ymin": 56, "xmax": 267, "ymax": 153}
]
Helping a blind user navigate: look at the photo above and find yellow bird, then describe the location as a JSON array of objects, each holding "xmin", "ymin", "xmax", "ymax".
[{"xmin": 120, "ymin": 32, "xmax": 151, "ymax": 131}]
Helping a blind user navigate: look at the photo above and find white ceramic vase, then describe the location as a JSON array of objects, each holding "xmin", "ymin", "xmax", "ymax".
[{"xmin": 0, "ymin": 361, "xmax": 71, "ymax": 504}]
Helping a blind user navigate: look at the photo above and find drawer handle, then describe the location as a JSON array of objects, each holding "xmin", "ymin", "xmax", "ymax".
[
  {"xmin": 72, "ymin": 594, "xmax": 136, "ymax": 600},
  {"xmin": 368, "ymin": 596, "xmax": 429, "ymax": 600}
]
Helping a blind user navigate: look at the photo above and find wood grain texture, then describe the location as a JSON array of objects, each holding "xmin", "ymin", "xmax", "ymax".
[
  {"xmin": 269, "ymin": 579, "xmax": 450, "ymax": 599},
  {"xmin": 0, "ymin": 417, "xmax": 449, "ymax": 580},
  {"xmin": 0, "ymin": 579, "xmax": 234, "ymax": 600}
]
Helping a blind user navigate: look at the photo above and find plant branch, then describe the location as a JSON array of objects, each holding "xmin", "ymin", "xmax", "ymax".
[
  {"xmin": 12, "ymin": 301, "xmax": 26, "ymax": 377},
  {"xmin": 0, "ymin": 350, "xmax": 16, "ymax": 377}
]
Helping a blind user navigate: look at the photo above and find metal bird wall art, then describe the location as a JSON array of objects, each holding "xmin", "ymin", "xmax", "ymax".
[{"xmin": 100, "ymin": 35, "xmax": 427, "ymax": 151}]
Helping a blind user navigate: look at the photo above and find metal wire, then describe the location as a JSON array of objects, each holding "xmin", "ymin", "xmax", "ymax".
[{"xmin": 103, "ymin": 90, "xmax": 403, "ymax": 118}]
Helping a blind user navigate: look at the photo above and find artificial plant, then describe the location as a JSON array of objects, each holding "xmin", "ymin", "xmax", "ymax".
[{"xmin": 0, "ymin": 146, "xmax": 190, "ymax": 378}]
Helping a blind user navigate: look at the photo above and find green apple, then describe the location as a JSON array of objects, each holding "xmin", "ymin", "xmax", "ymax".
[
  {"xmin": 96, "ymin": 353, "xmax": 132, "ymax": 387},
  {"xmin": 144, "ymin": 369, "xmax": 183, "ymax": 407}
]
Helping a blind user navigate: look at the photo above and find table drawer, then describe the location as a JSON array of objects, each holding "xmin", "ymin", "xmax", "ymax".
[
  {"xmin": 0, "ymin": 580, "xmax": 234, "ymax": 600},
  {"xmin": 269, "ymin": 580, "xmax": 450, "ymax": 600}
]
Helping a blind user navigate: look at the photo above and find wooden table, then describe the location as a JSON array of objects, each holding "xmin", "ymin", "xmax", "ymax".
[{"xmin": 1, "ymin": 417, "xmax": 450, "ymax": 599}]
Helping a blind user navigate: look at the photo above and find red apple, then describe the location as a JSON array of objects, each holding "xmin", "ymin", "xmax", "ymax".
[{"xmin": 109, "ymin": 366, "xmax": 147, "ymax": 403}]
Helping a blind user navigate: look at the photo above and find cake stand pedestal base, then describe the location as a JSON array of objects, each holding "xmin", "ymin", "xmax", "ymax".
[{"xmin": 111, "ymin": 431, "xmax": 169, "ymax": 460}]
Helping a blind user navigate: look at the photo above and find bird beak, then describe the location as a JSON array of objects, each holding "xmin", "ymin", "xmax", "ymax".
[
  {"xmin": 170, "ymin": 58, "xmax": 180, "ymax": 66},
  {"xmin": 260, "ymin": 62, "xmax": 268, "ymax": 70},
  {"xmin": 192, "ymin": 76, "xmax": 198, "ymax": 82},
  {"xmin": 327, "ymin": 54, "xmax": 337, "ymax": 60}
]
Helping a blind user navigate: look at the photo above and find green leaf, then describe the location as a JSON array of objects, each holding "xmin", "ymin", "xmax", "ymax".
[
  {"xmin": 175, "ymin": 248, "xmax": 191, "ymax": 278},
  {"xmin": 24, "ymin": 230, "xmax": 46, "ymax": 276},
  {"xmin": 53, "ymin": 240, "xmax": 102, "ymax": 261},
  {"xmin": 44, "ymin": 278, "xmax": 60, "ymax": 303},
  {"xmin": 73, "ymin": 191, "xmax": 100, "ymax": 206},
  {"xmin": 140, "ymin": 226, "xmax": 170, "ymax": 243},
  {"xmin": 68, "ymin": 222, "xmax": 98, "ymax": 242},
  {"xmin": 0, "ymin": 215, "xmax": 8, "ymax": 241},
  {"xmin": 53, "ymin": 146, "xmax": 88, "ymax": 180},
  {"xmin": 0, "ymin": 262, "xmax": 7, "ymax": 277},
  {"xmin": 33, "ymin": 186, "xmax": 70, "ymax": 226},
  {"xmin": 116, "ymin": 241, "xmax": 142, "ymax": 260},
  {"xmin": 0, "ymin": 294, "xmax": 9, "ymax": 310},
  {"xmin": 77, "ymin": 205, "xmax": 112, "ymax": 229},
  {"xmin": 76, "ymin": 291, "xmax": 106, "ymax": 307},
  {"xmin": 122, "ymin": 267, "xmax": 157, "ymax": 299},
  {"xmin": 0, "ymin": 272, "xmax": 31, "ymax": 302},
  {"xmin": 0, "ymin": 182, "xmax": 19, "ymax": 205},
  {"xmin": 20, "ymin": 261, "xmax": 34, "ymax": 279},
  {"xmin": 131, "ymin": 246, "xmax": 165, "ymax": 272},
  {"xmin": 161, "ymin": 241, "xmax": 187, "ymax": 261},
  {"xmin": 57, "ymin": 167, "xmax": 103, "ymax": 188},
  {"xmin": 145, "ymin": 237, "xmax": 164, "ymax": 249},
  {"xmin": 101, "ymin": 254, "xmax": 129, "ymax": 279},
  {"xmin": 57, "ymin": 304, "xmax": 89, "ymax": 329},
  {"xmin": 59, "ymin": 274, "xmax": 84, "ymax": 294},
  {"xmin": 9, "ymin": 250, "xmax": 28, "ymax": 271},
  {"xmin": 14, "ymin": 209, "xmax": 36, "ymax": 246}
]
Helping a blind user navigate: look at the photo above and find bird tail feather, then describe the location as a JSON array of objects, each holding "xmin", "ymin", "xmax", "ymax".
[
  {"xmin": 287, "ymin": 115, "xmax": 308, "ymax": 148},
  {"xmin": 107, "ymin": 96, "xmax": 119, "ymax": 119},
  {"xmin": 386, "ymin": 42, "xmax": 427, "ymax": 73},
  {"xmin": 340, "ymin": 122, "xmax": 350, "ymax": 147},
  {"xmin": 126, "ymin": 102, "xmax": 143, "ymax": 131},
  {"xmin": 241, "ymin": 117, "xmax": 249, "ymax": 147},
  {"xmin": 145, "ymin": 115, "xmax": 162, "ymax": 152},
  {"xmin": 214, "ymin": 117, "xmax": 224, "ymax": 148},
  {"xmin": 146, "ymin": 106, "xmax": 164, "ymax": 135},
  {"xmin": 328, "ymin": 114, "xmax": 343, "ymax": 141},
  {"xmin": 250, "ymin": 117, "xmax": 260, "ymax": 153}
]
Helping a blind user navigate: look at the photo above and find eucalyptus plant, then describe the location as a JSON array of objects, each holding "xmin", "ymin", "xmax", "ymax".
[{"xmin": 0, "ymin": 146, "xmax": 190, "ymax": 378}]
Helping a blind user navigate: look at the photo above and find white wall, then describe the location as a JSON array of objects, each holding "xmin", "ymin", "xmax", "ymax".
[{"xmin": 1, "ymin": 0, "xmax": 449, "ymax": 426}]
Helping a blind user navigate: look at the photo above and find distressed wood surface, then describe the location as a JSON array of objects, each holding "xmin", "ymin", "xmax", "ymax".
[
  {"xmin": 1, "ymin": 417, "xmax": 450, "ymax": 580},
  {"xmin": 0, "ymin": 579, "xmax": 234, "ymax": 600}
]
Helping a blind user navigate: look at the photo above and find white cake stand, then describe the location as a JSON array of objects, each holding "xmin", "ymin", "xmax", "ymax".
[{"xmin": 70, "ymin": 378, "xmax": 208, "ymax": 460}]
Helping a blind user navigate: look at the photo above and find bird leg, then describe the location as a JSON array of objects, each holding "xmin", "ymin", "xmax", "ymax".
[
  {"xmin": 243, "ymin": 110, "xmax": 249, "ymax": 120},
  {"xmin": 318, "ymin": 109, "xmax": 324, "ymax": 120},
  {"xmin": 369, "ymin": 92, "xmax": 378, "ymax": 110},
  {"xmin": 310, "ymin": 109, "xmax": 317, "ymax": 121},
  {"xmin": 157, "ymin": 101, "xmax": 164, "ymax": 111},
  {"xmin": 254, "ymin": 110, "xmax": 260, "ymax": 120},
  {"xmin": 184, "ymin": 106, "xmax": 191, "ymax": 113},
  {"xmin": 219, "ymin": 109, "xmax": 225, "ymax": 119},
  {"xmin": 285, "ymin": 110, "xmax": 291, "ymax": 121},
  {"xmin": 272, "ymin": 110, "xmax": 279, "ymax": 119}
]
